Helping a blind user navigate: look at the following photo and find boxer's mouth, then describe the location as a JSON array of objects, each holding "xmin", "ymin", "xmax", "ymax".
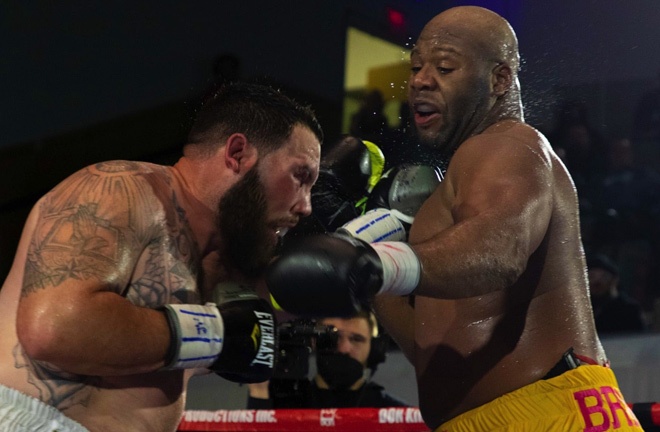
[{"xmin": 414, "ymin": 103, "xmax": 437, "ymax": 115}]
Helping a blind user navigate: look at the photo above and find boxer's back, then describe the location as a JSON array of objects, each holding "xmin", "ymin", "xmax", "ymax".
[
  {"xmin": 0, "ymin": 161, "xmax": 202, "ymax": 432},
  {"xmin": 409, "ymin": 121, "xmax": 605, "ymax": 427}
]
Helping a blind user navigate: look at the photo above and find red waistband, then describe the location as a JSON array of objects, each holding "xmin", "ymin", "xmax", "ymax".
[{"xmin": 574, "ymin": 352, "xmax": 609, "ymax": 368}]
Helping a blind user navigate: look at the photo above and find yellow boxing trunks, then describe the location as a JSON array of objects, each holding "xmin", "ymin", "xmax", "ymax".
[{"xmin": 435, "ymin": 365, "xmax": 642, "ymax": 432}]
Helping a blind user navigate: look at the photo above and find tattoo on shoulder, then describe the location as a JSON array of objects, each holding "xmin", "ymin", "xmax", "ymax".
[
  {"xmin": 22, "ymin": 161, "xmax": 202, "ymax": 305},
  {"xmin": 93, "ymin": 161, "xmax": 142, "ymax": 174},
  {"xmin": 21, "ymin": 163, "xmax": 159, "ymax": 296},
  {"xmin": 125, "ymin": 191, "xmax": 201, "ymax": 307}
]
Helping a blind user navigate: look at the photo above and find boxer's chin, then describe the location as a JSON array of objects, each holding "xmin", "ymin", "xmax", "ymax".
[{"xmin": 249, "ymin": 238, "xmax": 277, "ymax": 277}]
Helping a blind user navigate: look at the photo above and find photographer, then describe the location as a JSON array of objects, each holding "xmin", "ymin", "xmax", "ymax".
[{"xmin": 247, "ymin": 311, "xmax": 409, "ymax": 409}]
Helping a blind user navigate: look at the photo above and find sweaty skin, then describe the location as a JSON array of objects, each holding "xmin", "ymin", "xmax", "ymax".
[
  {"xmin": 1, "ymin": 162, "xmax": 202, "ymax": 432},
  {"xmin": 0, "ymin": 125, "xmax": 320, "ymax": 432},
  {"xmin": 373, "ymin": 7, "xmax": 605, "ymax": 428}
]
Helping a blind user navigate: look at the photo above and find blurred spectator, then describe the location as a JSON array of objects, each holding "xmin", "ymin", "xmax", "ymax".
[
  {"xmin": 589, "ymin": 137, "xmax": 660, "ymax": 309},
  {"xmin": 548, "ymin": 100, "xmax": 609, "ymax": 256},
  {"xmin": 548, "ymin": 99, "xmax": 607, "ymax": 203},
  {"xmin": 632, "ymin": 69, "xmax": 660, "ymax": 175},
  {"xmin": 632, "ymin": 69, "xmax": 660, "ymax": 143},
  {"xmin": 349, "ymin": 89, "xmax": 392, "ymax": 144},
  {"xmin": 587, "ymin": 253, "xmax": 647, "ymax": 335},
  {"xmin": 592, "ymin": 138, "xmax": 660, "ymax": 240}
]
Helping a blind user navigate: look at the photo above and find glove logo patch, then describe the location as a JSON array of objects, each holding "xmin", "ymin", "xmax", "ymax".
[{"xmin": 251, "ymin": 311, "xmax": 275, "ymax": 368}]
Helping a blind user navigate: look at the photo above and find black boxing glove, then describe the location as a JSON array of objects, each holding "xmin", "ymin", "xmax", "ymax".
[
  {"xmin": 308, "ymin": 169, "xmax": 362, "ymax": 233},
  {"xmin": 336, "ymin": 164, "xmax": 441, "ymax": 243},
  {"xmin": 265, "ymin": 233, "xmax": 420, "ymax": 318},
  {"xmin": 303, "ymin": 136, "xmax": 386, "ymax": 233},
  {"xmin": 161, "ymin": 292, "xmax": 276, "ymax": 383},
  {"xmin": 321, "ymin": 135, "xmax": 374, "ymax": 202},
  {"xmin": 366, "ymin": 164, "xmax": 443, "ymax": 235}
]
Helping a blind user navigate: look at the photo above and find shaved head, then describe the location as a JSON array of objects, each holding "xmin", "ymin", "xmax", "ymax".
[
  {"xmin": 408, "ymin": 6, "xmax": 523, "ymax": 153},
  {"xmin": 418, "ymin": 6, "xmax": 520, "ymax": 74}
]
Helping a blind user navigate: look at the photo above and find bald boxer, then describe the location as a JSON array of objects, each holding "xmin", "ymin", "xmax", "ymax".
[
  {"xmin": 0, "ymin": 82, "xmax": 322, "ymax": 431},
  {"xmin": 267, "ymin": 6, "xmax": 641, "ymax": 431}
]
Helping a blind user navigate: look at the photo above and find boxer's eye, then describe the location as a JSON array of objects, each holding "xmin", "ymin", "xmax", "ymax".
[{"xmin": 295, "ymin": 168, "xmax": 312, "ymax": 185}]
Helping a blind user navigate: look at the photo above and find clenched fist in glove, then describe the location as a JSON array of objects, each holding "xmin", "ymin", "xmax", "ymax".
[
  {"xmin": 265, "ymin": 233, "xmax": 420, "ymax": 318},
  {"xmin": 161, "ymin": 289, "xmax": 276, "ymax": 383}
]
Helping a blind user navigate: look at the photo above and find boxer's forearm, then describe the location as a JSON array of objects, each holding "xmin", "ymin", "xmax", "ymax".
[{"xmin": 17, "ymin": 285, "xmax": 171, "ymax": 376}]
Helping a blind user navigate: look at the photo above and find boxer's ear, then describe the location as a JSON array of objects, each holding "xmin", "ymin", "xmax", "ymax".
[
  {"xmin": 224, "ymin": 133, "xmax": 257, "ymax": 173},
  {"xmin": 491, "ymin": 62, "xmax": 512, "ymax": 97}
]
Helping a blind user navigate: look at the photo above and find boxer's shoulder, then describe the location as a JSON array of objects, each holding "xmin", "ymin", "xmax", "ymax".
[
  {"xmin": 88, "ymin": 160, "xmax": 153, "ymax": 175},
  {"xmin": 48, "ymin": 160, "xmax": 167, "ymax": 192},
  {"xmin": 35, "ymin": 161, "xmax": 175, "ymax": 242}
]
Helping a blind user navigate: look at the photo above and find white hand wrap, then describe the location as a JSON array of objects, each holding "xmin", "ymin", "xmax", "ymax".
[
  {"xmin": 337, "ymin": 208, "xmax": 407, "ymax": 243},
  {"xmin": 162, "ymin": 303, "xmax": 224, "ymax": 369},
  {"xmin": 371, "ymin": 241, "xmax": 421, "ymax": 296}
]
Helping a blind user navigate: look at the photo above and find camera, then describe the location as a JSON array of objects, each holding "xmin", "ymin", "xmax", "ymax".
[
  {"xmin": 274, "ymin": 319, "xmax": 338, "ymax": 380},
  {"xmin": 269, "ymin": 319, "xmax": 338, "ymax": 406}
]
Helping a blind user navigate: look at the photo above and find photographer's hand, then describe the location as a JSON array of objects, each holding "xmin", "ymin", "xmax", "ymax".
[
  {"xmin": 246, "ymin": 380, "xmax": 274, "ymax": 410},
  {"xmin": 248, "ymin": 381, "xmax": 271, "ymax": 400}
]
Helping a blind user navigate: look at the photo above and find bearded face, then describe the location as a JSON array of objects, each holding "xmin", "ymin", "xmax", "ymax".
[{"xmin": 217, "ymin": 164, "xmax": 276, "ymax": 278}]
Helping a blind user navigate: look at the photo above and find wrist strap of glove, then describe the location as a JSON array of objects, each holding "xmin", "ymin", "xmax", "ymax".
[
  {"xmin": 162, "ymin": 304, "xmax": 224, "ymax": 369},
  {"xmin": 371, "ymin": 242, "xmax": 420, "ymax": 296},
  {"xmin": 337, "ymin": 208, "xmax": 407, "ymax": 243}
]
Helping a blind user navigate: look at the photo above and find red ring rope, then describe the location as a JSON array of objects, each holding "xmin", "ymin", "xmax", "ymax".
[{"xmin": 177, "ymin": 404, "xmax": 660, "ymax": 431}]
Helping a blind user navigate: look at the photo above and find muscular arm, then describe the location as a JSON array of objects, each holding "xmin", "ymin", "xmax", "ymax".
[
  {"xmin": 411, "ymin": 128, "xmax": 555, "ymax": 299},
  {"xmin": 16, "ymin": 162, "xmax": 191, "ymax": 376},
  {"xmin": 372, "ymin": 295, "xmax": 415, "ymax": 362}
]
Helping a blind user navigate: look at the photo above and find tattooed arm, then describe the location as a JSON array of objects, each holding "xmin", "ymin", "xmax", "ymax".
[{"xmin": 16, "ymin": 161, "xmax": 194, "ymax": 376}]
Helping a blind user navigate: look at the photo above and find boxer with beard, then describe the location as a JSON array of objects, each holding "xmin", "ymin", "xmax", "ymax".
[
  {"xmin": 218, "ymin": 162, "xmax": 274, "ymax": 278},
  {"xmin": 0, "ymin": 82, "xmax": 322, "ymax": 432}
]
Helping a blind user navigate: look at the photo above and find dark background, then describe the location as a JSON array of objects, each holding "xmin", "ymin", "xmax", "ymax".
[{"xmin": 2, "ymin": 0, "xmax": 660, "ymax": 281}]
